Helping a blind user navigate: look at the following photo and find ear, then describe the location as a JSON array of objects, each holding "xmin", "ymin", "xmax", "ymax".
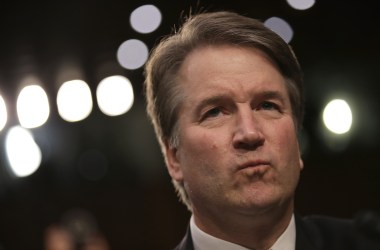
[
  {"xmin": 299, "ymin": 158, "xmax": 304, "ymax": 171},
  {"xmin": 164, "ymin": 140, "xmax": 184, "ymax": 182},
  {"xmin": 296, "ymin": 137, "xmax": 304, "ymax": 171}
]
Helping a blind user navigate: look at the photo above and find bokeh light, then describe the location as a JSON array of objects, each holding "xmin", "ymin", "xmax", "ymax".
[
  {"xmin": 96, "ymin": 75, "xmax": 134, "ymax": 116},
  {"xmin": 57, "ymin": 80, "xmax": 93, "ymax": 122},
  {"xmin": 117, "ymin": 39, "xmax": 149, "ymax": 70},
  {"xmin": 17, "ymin": 85, "xmax": 50, "ymax": 128},
  {"xmin": 5, "ymin": 126, "xmax": 42, "ymax": 177},
  {"xmin": 323, "ymin": 99, "xmax": 353, "ymax": 134},
  {"xmin": 0, "ymin": 94, "xmax": 7, "ymax": 132},
  {"xmin": 130, "ymin": 5, "xmax": 162, "ymax": 34},
  {"xmin": 264, "ymin": 17, "xmax": 294, "ymax": 43},
  {"xmin": 286, "ymin": 0, "xmax": 315, "ymax": 10}
]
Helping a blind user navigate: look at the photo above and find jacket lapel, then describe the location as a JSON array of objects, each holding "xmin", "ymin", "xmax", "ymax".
[{"xmin": 295, "ymin": 214, "xmax": 320, "ymax": 250}]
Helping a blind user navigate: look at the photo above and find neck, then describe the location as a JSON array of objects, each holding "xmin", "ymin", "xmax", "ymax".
[{"xmin": 192, "ymin": 200, "xmax": 294, "ymax": 250}]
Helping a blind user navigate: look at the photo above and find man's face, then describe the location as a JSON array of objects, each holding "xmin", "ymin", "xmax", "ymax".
[{"xmin": 165, "ymin": 45, "xmax": 303, "ymax": 218}]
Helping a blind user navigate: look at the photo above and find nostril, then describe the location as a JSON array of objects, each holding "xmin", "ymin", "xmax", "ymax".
[{"xmin": 233, "ymin": 139, "xmax": 264, "ymax": 151}]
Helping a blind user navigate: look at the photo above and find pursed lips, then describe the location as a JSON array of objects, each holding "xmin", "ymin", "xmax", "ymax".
[{"xmin": 237, "ymin": 160, "xmax": 271, "ymax": 172}]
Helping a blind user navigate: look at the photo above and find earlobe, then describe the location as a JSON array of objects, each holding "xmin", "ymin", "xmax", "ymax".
[{"xmin": 165, "ymin": 141, "xmax": 184, "ymax": 182}]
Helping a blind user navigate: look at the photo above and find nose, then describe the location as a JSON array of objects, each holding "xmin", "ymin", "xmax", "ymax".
[{"xmin": 232, "ymin": 108, "xmax": 265, "ymax": 150}]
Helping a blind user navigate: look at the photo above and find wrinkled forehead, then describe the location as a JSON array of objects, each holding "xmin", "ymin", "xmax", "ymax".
[{"xmin": 176, "ymin": 45, "xmax": 286, "ymax": 97}]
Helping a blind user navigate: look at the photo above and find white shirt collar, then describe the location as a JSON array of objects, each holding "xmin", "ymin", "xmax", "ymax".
[
  {"xmin": 269, "ymin": 214, "xmax": 296, "ymax": 250},
  {"xmin": 190, "ymin": 214, "xmax": 296, "ymax": 250}
]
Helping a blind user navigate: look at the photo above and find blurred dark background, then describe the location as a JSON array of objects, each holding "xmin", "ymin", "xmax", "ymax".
[{"xmin": 0, "ymin": 0, "xmax": 379, "ymax": 249}]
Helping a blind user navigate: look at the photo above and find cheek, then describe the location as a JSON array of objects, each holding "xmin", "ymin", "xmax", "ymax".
[
  {"xmin": 271, "ymin": 119, "xmax": 298, "ymax": 147},
  {"xmin": 179, "ymin": 129, "xmax": 227, "ymax": 169},
  {"xmin": 183, "ymin": 129, "xmax": 223, "ymax": 151},
  {"xmin": 269, "ymin": 120, "xmax": 301, "ymax": 169}
]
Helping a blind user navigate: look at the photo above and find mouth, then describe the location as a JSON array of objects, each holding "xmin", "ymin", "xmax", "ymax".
[
  {"xmin": 238, "ymin": 160, "xmax": 270, "ymax": 169},
  {"xmin": 237, "ymin": 160, "xmax": 271, "ymax": 174}
]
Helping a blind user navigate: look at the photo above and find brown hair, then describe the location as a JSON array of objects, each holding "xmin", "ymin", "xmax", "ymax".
[{"xmin": 144, "ymin": 11, "xmax": 304, "ymax": 209}]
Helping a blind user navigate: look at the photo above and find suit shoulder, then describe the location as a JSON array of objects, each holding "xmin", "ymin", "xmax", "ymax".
[
  {"xmin": 303, "ymin": 215, "xmax": 353, "ymax": 233},
  {"xmin": 297, "ymin": 214, "xmax": 380, "ymax": 250}
]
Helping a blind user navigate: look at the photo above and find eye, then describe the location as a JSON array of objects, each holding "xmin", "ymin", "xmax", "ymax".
[
  {"xmin": 258, "ymin": 101, "xmax": 279, "ymax": 111},
  {"xmin": 203, "ymin": 107, "xmax": 223, "ymax": 119}
]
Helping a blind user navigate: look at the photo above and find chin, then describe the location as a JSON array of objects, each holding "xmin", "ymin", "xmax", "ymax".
[{"xmin": 235, "ymin": 190, "xmax": 290, "ymax": 212}]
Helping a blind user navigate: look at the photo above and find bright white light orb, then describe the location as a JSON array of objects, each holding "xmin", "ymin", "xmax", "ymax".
[
  {"xmin": 323, "ymin": 99, "xmax": 353, "ymax": 134},
  {"xmin": 5, "ymin": 126, "xmax": 42, "ymax": 177},
  {"xmin": 17, "ymin": 85, "xmax": 50, "ymax": 128},
  {"xmin": 264, "ymin": 17, "xmax": 294, "ymax": 43},
  {"xmin": 0, "ymin": 94, "xmax": 7, "ymax": 132},
  {"xmin": 117, "ymin": 39, "xmax": 149, "ymax": 70},
  {"xmin": 57, "ymin": 80, "xmax": 93, "ymax": 122},
  {"xmin": 286, "ymin": 0, "xmax": 315, "ymax": 10},
  {"xmin": 96, "ymin": 75, "xmax": 134, "ymax": 116},
  {"xmin": 130, "ymin": 5, "xmax": 162, "ymax": 34}
]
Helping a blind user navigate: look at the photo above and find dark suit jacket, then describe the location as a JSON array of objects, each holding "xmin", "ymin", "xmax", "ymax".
[{"xmin": 174, "ymin": 214, "xmax": 380, "ymax": 250}]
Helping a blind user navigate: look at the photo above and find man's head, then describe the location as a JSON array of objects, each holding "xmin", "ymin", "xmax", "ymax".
[{"xmin": 144, "ymin": 11, "xmax": 304, "ymax": 211}]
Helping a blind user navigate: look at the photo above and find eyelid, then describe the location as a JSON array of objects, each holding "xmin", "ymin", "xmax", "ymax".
[{"xmin": 257, "ymin": 92, "xmax": 285, "ymax": 105}]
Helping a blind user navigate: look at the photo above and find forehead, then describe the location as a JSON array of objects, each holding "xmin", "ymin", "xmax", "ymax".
[{"xmin": 177, "ymin": 45, "xmax": 288, "ymax": 102}]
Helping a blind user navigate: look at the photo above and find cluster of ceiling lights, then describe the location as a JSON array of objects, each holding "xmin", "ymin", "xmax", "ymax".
[{"xmin": 0, "ymin": 4, "xmax": 163, "ymax": 133}]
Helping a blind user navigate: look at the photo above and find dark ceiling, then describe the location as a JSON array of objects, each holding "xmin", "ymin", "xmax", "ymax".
[{"xmin": 0, "ymin": 1, "xmax": 379, "ymax": 249}]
